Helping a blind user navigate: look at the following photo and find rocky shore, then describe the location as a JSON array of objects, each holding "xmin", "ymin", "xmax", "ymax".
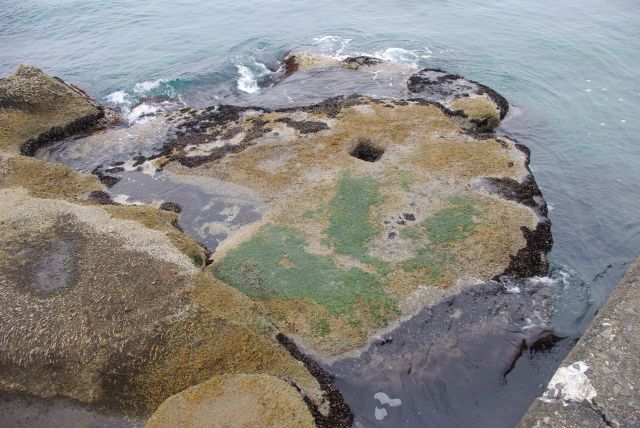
[{"xmin": 1, "ymin": 56, "xmax": 553, "ymax": 426}]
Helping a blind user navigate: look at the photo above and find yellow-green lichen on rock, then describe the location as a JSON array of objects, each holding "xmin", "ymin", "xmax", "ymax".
[
  {"xmin": 0, "ymin": 154, "xmax": 103, "ymax": 199},
  {"xmin": 0, "ymin": 186, "xmax": 327, "ymax": 417},
  {"xmin": 0, "ymin": 62, "xmax": 550, "ymax": 425},
  {"xmin": 449, "ymin": 95, "xmax": 501, "ymax": 132},
  {"xmin": 145, "ymin": 374, "xmax": 315, "ymax": 428},
  {"xmin": 0, "ymin": 65, "xmax": 104, "ymax": 154}
]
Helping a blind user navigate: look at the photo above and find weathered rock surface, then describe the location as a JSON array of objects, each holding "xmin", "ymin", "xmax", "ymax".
[
  {"xmin": 407, "ymin": 68, "xmax": 509, "ymax": 132},
  {"xmin": 0, "ymin": 67, "xmax": 338, "ymax": 423},
  {"xmin": 0, "ymin": 65, "xmax": 105, "ymax": 155},
  {"xmin": 283, "ymin": 52, "xmax": 507, "ymax": 132},
  {"xmin": 0, "ymin": 186, "xmax": 327, "ymax": 416},
  {"xmin": 0, "ymin": 60, "xmax": 552, "ymax": 426},
  {"xmin": 28, "ymin": 57, "xmax": 550, "ymax": 361},
  {"xmin": 145, "ymin": 374, "xmax": 315, "ymax": 428},
  {"xmin": 151, "ymin": 87, "xmax": 550, "ymax": 359},
  {"xmin": 518, "ymin": 256, "xmax": 640, "ymax": 428}
]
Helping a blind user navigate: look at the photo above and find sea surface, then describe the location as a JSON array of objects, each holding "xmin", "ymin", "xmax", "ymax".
[{"xmin": 1, "ymin": 0, "xmax": 639, "ymax": 426}]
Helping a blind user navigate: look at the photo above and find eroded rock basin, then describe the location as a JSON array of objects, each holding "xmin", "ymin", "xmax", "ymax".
[{"xmin": 1, "ymin": 55, "xmax": 557, "ymax": 427}]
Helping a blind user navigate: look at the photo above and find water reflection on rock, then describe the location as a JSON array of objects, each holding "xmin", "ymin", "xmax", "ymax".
[{"xmin": 108, "ymin": 171, "xmax": 264, "ymax": 251}]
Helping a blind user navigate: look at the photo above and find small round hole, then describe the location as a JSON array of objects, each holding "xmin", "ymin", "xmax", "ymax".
[{"xmin": 349, "ymin": 138, "xmax": 384, "ymax": 162}]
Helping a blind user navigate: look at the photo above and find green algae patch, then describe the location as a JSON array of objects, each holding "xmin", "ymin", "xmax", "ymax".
[
  {"xmin": 325, "ymin": 174, "xmax": 383, "ymax": 262},
  {"xmin": 214, "ymin": 225, "xmax": 396, "ymax": 320},
  {"xmin": 400, "ymin": 196, "xmax": 485, "ymax": 282},
  {"xmin": 402, "ymin": 244, "xmax": 452, "ymax": 282},
  {"xmin": 312, "ymin": 317, "xmax": 331, "ymax": 336},
  {"xmin": 421, "ymin": 196, "xmax": 485, "ymax": 244}
]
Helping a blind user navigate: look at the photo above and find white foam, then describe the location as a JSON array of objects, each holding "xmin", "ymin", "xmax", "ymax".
[
  {"xmin": 236, "ymin": 63, "xmax": 270, "ymax": 94},
  {"xmin": 112, "ymin": 194, "xmax": 143, "ymax": 206},
  {"xmin": 528, "ymin": 276, "xmax": 557, "ymax": 286},
  {"xmin": 134, "ymin": 79, "xmax": 164, "ymax": 94},
  {"xmin": 373, "ymin": 47, "xmax": 420, "ymax": 68},
  {"xmin": 104, "ymin": 90, "xmax": 131, "ymax": 106},
  {"xmin": 374, "ymin": 407, "xmax": 388, "ymax": 421},
  {"xmin": 374, "ymin": 392, "xmax": 402, "ymax": 407},
  {"xmin": 126, "ymin": 103, "xmax": 160, "ymax": 124},
  {"xmin": 312, "ymin": 35, "xmax": 352, "ymax": 59}
]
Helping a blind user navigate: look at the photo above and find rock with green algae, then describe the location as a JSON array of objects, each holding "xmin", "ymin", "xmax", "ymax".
[
  {"xmin": 153, "ymin": 88, "xmax": 551, "ymax": 359},
  {"xmin": 145, "ymin": 374, "xmax": 315, "ymax": 428},
  {"xmin": 0, "ymin": 63, "xmax": 552, "ymax": 425},
  {"xmin": 0, "ymin": 65, "xmax": 105, "ymax": 155},
  {"xmin": 0, "ymin": 173, "xmax": 331, "ymax": 419}
]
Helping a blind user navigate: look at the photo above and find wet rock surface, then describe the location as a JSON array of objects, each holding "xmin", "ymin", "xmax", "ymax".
[
  {"xmin": 0, "ymin": 392, "xmax": 144, "ymax": 428},
  {"xmin": 519, "ymin": 256, "xmax": 640, "ymax": 428},
  {"xmin": 408, "ymin": 68, "xmax": 509, "ymax": 132},
  {"xmin": 0, "ymin": 188, "xmax": 328, "ymax": 417},
  {"xmin": 29, "ymin": 59, "xmax": 550, "ymax": 361},
  {"xmin": 0, "ymin": 174, "xmax": 331, "ymax": 425}
]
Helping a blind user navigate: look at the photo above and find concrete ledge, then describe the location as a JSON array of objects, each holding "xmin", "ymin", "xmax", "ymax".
[{"xmin": 518, "ymin": 257, "xmax": 640, "ymax": 428}]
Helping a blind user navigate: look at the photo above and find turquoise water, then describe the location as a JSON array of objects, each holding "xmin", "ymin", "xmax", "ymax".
[{"xmin": 2, "ymin": 0, "xmax": 640, "ymax": 425}]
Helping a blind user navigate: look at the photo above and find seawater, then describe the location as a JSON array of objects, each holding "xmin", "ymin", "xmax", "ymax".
[{"xmin": 2, "ymin": 0, "xmax": 640, "ymax": 426}]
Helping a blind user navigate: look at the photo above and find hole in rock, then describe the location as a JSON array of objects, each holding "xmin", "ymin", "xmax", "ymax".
[{"xmin": 350, "ymin": 138, "xmax": 385, "ymax": 162}]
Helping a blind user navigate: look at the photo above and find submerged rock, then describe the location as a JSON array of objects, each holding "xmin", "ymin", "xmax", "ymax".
[
  {"xmin": 145, "ymin": 374, "xmax": 315, "ymax": 428},
  {"xmin": 0, "ymin": 65, "xmax": 105, "ymax": 155}
]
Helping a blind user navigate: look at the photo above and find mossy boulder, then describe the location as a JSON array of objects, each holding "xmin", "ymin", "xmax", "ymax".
[
  {"xmin": 0, "ymin": 65, "xmax": 104, "ymax": 155},
  {"xmin": 145, "ymin": 374, "xmax": 315, "ymax": 428}
]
